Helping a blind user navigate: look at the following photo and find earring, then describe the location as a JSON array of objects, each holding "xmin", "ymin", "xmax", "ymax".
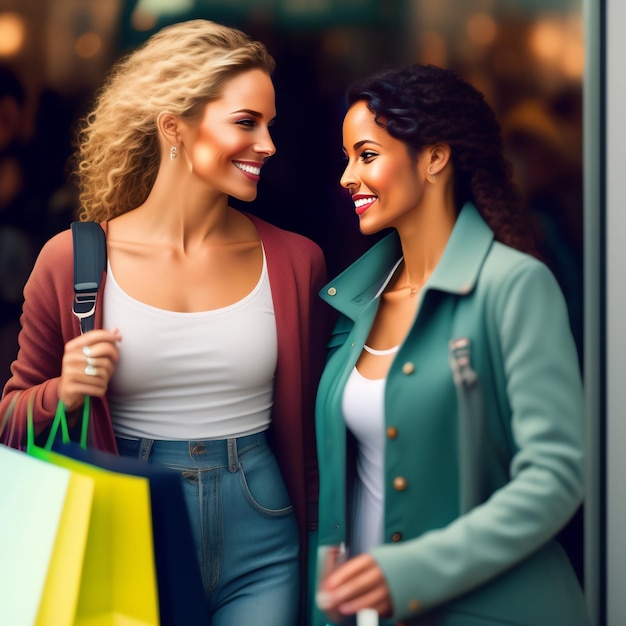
[
  {"xmin": 170, "ymin": 146, "xmax": 178, "ymax": 160},
  {"xmin": 428, "ymin": 167, "xmax": 439, "ymax": 182}
]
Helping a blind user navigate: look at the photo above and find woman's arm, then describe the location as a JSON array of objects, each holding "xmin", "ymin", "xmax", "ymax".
[{"xmin": 1, "ymin": 233, "xmax": 73, "ymax": 448}]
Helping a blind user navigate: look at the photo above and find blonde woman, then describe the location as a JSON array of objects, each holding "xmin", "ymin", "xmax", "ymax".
[{"xmin": 1, "ymin": 20, "xmax": 329, "ymax": 625}]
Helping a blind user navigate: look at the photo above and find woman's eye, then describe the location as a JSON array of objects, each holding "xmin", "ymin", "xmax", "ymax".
[
  {"xmin": 236, "ymin": 119, "xmax": 256, "ymax": 128},
  {"xmin": 360, "ymin": 151, "xmax": 377, "ymax": 162}
]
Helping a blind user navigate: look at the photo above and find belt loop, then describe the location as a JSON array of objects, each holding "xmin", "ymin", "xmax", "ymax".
[
  {"xmin": 138, "ymin": 438, "xmax": 154, "ymax": 462},
  {"xmin": 227, "ymin": 438, "xmax": 239, "ymax": 472}
]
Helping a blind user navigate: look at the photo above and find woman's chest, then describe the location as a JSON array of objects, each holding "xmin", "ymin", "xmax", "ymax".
[{"xmin": 107, "ymin": 240, "xmax": 264, "ymax": 312}]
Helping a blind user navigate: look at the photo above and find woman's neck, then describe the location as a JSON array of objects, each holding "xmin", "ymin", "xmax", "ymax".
[{"xmin": 392, "ymin": 200, "xmax": 457, "ymax": 292}]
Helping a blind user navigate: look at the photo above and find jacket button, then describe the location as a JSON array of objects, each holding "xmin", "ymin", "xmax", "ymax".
[
  {"xmin": 402, "ymin": 362, "xmax": 415, "ymax": 375},
  {"xmin": 391, "ymin": 531, "xmax": 402, "ymax": 542},
  {"xmin": 386, "ymin": 426, "xmax": 398, "ymax": 439},
  {"xmin": 393, "ymin": 476, "xmax": 408, "ymax": 491},
  {"xmin": 408, "ymin": 599, "xmax": 420, "ymax": 612},
  {"xmin": 327, "ymin": 287, "xmax": 337, "ymax": 296}
]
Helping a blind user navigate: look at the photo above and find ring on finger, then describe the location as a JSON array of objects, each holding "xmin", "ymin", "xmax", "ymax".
[
  {"xmin": 86, "ymin": 356, "xmax": 96, "ymax": 366},
  {"xmin": 82, "ymin": 346, "xmax": 92, "ymax": 357},
  {"xmin": 85, "ymin": 364, "xmax": 97, "ymax": 376}
]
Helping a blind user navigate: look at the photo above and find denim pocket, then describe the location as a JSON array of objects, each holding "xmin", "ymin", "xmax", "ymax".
[{"xmin": 238, "ymin": 443, "xmax": 294, "ymax": 517}]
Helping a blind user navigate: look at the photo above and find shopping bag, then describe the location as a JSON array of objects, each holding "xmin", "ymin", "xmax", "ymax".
[
  {"xmin": 56, "ymin": 441, "xmax": 210, "ymax": 626},
  {"xmin": 0, "ymin": 443, "xmax": 94, "ymax": 626},
  {"xmin": 27, "ymin": 398, "xmax": 160, "ymax": 626}
]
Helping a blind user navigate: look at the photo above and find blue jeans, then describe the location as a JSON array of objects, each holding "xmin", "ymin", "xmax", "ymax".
[{"xmin": 116, "ymin": 431, "xmax": 300, "ymax": 625}]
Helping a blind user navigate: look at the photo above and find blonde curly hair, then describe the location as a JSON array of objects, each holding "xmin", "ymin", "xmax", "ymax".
[{"xmin": 75, "ymin": 19, "xmax": 275, "ymax": 222}]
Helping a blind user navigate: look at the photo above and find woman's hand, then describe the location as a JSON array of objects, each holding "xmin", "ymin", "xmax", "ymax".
[
  {"xmin": 317, "ymin": 553, "xmax": 393, "ymax": 621},
  {"xmin": 58, "ymin": 328, "xmax": 122, "ymax": 411}
]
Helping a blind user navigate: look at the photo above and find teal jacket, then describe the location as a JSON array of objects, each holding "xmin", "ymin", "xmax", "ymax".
[{"xmin": 314, "ymin": 203, "xmax": 589, "ymax": 625}]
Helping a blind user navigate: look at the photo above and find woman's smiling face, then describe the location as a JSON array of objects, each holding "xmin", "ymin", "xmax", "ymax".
[
  {"xmin": 185, "ymin": 68, "xmax": 276, "ymax": 201},
  {"xmin": 340, "ymin": 100, "xmax": 430, "ymax": 235}
]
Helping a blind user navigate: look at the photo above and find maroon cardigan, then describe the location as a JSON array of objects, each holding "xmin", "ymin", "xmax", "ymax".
[{"xmin": 1, "ymin": 212, "xmax": 331, "ymax": 560}]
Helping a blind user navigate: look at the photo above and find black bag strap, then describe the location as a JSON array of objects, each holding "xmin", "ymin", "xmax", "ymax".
[{"xmin": 71, "ymin": 221, "xmax": 107, "ymax": 334}]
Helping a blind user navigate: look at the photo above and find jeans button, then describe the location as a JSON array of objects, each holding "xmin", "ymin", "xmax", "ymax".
[{"xmin": 191, "ymin": 443, "xmax": 206, "ymax": 455}]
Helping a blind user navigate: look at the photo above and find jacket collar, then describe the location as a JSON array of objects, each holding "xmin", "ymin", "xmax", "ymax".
[{"xmin": 320, "ymin": 202, "xmax": 494, "ymax": 320}]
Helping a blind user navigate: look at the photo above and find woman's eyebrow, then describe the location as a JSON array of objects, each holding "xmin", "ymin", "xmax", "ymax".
[
  {"xmin": 232, "ymin": 108, "xmax": 263, "ymax": 116},
  {"xmin": 231, "ymin": 109, "xmax": 276, "ymax": 123},
  {"xmin": 351, "ymin": 139, "xmax": 382, "ymax": 150}
]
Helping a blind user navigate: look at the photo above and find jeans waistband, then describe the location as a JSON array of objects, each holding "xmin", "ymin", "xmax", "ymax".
[{"xmin": 115, "ymin": 430, "xmax": 268, "ymax": 473}]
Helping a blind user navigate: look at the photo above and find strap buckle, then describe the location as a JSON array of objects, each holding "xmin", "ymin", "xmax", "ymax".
[{"xmin": 72, "ymin": 282, "xmax": 98, "ymax": 333}]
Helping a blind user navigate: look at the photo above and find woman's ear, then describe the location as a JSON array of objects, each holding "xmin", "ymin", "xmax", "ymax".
[
  {"xmin": 156, "ymin": 111, "xmax": 180, "ymax": 148},
  {"xmin": 425, "ymin": 143, "xmax": 451, "ymax": 183}
]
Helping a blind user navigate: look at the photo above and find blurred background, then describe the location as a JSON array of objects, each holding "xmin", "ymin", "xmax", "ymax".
[{"xmin": 0, "ymin": 0, "xmax": 584, "ymax": 593}]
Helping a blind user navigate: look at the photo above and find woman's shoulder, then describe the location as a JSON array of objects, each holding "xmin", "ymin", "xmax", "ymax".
[
  {"xmin": 26, "ymin": 228, "xmax": 74, "ymax": 289},
  {"xmin": 479, "ymin": 241, "xmax": 568, "ymax": 321},
  {"xmin": 38, "ymin": 226, "xmax": 72, "ymax": 252},
  {"xmin": 35, "ymin": 228, "xmax": 74, "ymax": 267},
  {"xmin": 482, "ymin": 241, "xmax": 554, "ymax": 287}
]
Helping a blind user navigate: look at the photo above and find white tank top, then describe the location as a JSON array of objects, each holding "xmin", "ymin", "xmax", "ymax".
[
  {"xmin": 103, "ymin": 253, "xmax": 277, "ymax": 440},
  {"xmin": 341, "ymin": 257, "xmax": 402, "ymax": 554},
  {"xmin": 342, "ymin": 367, "xmax": 386, "ymax": 555}
]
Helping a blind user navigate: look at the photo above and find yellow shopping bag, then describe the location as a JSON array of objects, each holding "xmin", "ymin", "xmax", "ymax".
[
  {"xmin": 28, "ymin": 399, "xmax": 160, "ymax": 626},
  {"xmin": 36, "ymin": 459, "xmax": 94, "ymax": 626}
]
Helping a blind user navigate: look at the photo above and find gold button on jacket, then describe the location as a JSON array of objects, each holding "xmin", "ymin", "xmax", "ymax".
[{"xmin": 393, "ymin": 476, "xmax": 408, "ymax": 491}]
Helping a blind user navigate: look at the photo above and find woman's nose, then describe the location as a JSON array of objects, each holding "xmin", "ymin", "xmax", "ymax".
[
  {"xmin": 340, "ymin": 162, "xmax": 357, "ymax": 190},
  {"xmin": 256, "ymin": 128, "xmax": 276, "ymax": 158}
]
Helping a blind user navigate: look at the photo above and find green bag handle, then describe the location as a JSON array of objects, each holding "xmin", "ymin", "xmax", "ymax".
[{"xmin": 27, "ymin": 395, "xmax": 90, "ymax": 453}]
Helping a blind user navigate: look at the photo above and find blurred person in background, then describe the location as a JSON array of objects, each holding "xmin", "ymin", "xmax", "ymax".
[{"xmin": 0, "ymin": 65, "xmax": 38, "ymax": 388}]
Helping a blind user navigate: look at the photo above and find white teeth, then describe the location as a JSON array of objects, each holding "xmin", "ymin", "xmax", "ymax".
[
  {"xmin": 234, "ymin": 162, "xmax": 261, "ymax": 176},
  {"xmin": 354, "ymin": 196, "xmax": 376, "ymax": 208}
]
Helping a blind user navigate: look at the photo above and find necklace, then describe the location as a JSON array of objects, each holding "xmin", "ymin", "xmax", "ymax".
[
  {"xmin": 384, "ymin": 259, "xmax": 429, "ymax": 298},
  {"xmin": 392, "ymin": 279, "xmax": 427, "ymax": 297},
  {"xmin": 363, "ymin": 344, "xmax": 400, "ymax": 356},
  {"xmin": 407, "ymin": 282, "xmax": 424, "ymax": 297}
]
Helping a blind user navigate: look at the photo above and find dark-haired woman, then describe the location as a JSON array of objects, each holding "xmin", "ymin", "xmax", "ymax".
[{"xmin": 313, "ymin": 64, "xmax": 589, "ymax": 626}]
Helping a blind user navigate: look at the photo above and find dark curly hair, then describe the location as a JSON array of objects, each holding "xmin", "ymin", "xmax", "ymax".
[{"xmin": 346, "ymin": 64, "xmax": 537, "ymax": 255}]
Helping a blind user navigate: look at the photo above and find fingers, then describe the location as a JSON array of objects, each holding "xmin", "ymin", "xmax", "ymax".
[
  {"xmin": 323, "ymin": 554, "xmax": 379, "ymax": 592},
  {"xmin": 318, "ymin": 554, "xmax": 393, "ymax": 619},
  {"xmin": 338, "ymin": 581, "xmax": 390, "ymax": 616},
  {"xmin": 71, "ymin": 329, "xmax": 122, "ymax": 361},
  {"xmin": 59, "ymin": 329, "xmax": 122, "ymax": 410}
]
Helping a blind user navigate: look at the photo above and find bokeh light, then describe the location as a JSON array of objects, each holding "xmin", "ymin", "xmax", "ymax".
[
  {"xmin": 529, "ymin": 15, "xmax": 584, "ymax": 79},
  {"xmin": 530, "ymin": 18, "xmax": 565, "ymax": 62},
  {"xmin": 466, "ymin": 12, "xmax": 498, "ymax": 46},
  {"xmin": 75, "ymin": 32, "xmax": 102, "ymax": 59},
  {"xmin": 131, "ymin": 9, "xmax": 159, "ymax": 32},
  {"xmin": 0, "ymin": 12, "xmax": 26, "ymax": 57}
]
